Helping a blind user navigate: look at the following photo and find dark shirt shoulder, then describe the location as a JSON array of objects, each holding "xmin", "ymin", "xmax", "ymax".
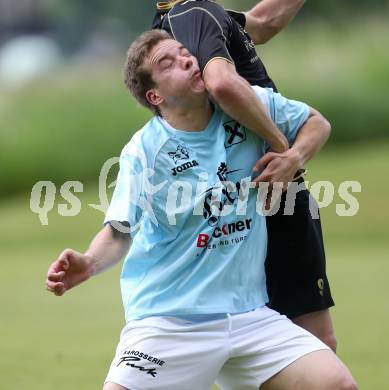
[{"xmin": 152, "ymin": 0, "xmax": 277, "ymax": 90}]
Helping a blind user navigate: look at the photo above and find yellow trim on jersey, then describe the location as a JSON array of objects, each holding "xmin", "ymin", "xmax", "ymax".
[
  {"xmin": 157, "ymin": 1, "xmax": 186, "ymax": 11},
  {"xmin": 293, "ymin": 168, "xmax": 308, "ymax": 181},
  {"xmin": 202, "ymin": 56, "xmax": 235, "ymax": 77}
]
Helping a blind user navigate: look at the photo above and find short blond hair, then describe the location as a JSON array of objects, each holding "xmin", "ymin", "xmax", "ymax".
[{"xmin": 124, "ymin": 29, "xmax": 172, "ymax": 115}]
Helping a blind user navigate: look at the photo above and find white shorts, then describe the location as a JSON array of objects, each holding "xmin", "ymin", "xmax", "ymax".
[{"xmin": 105, "ymin": 307, "xmax": 329, "ymax": 390}]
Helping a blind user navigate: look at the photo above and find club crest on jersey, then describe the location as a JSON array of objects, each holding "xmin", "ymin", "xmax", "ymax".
[
  {"xmin": 168, "ymin": 144, "xmax": 199, "ymax": 176},
  {"xmin": 168, "ymin": 144, "xmax": 190, "ymax": 164},
  {"xmin": 223, "ymin": 120, "xmax": 247, "ymax": 148}
]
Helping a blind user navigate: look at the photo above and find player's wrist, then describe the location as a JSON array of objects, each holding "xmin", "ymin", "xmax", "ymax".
[
  {"xmin": 83, "ymin": 252, "xmax": 97, "ymax": 278},
  {"xmin": 271, "ymin": 133, "xmax": 289, "ymax": 153},
  {"xmin": 285, "ymin": 148, "xmax": 304, "ymax": 170}
]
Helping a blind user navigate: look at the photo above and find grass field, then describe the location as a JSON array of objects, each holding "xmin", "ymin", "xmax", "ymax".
[{"xmin": 0, "ymin": 141, "xmax": 388, "ymax": 389}]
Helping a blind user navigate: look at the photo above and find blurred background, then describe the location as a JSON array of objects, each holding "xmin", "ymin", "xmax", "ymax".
[{"xmin": 0, "ymin": 1, "xmax": 388, "ymax": 389}]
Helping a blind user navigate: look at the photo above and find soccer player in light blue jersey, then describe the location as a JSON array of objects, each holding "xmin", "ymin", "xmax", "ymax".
[{"xmin": 46, "ymin": 30, "xmax": 357, "ymax": 390}]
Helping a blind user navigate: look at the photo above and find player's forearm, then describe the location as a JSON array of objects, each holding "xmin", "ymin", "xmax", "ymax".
[
  {"xmin": 85, "ymin": 224, "xmax": 131, "ymax": 277},
  {"xmin": 291, "ymin": 107, "xmax": 331, "ymax": 166},
  {"xmin": 215, "ymin": 81, "xmax": 288, "ymax": 152},
  {"xmin": 204, "ymin": 65, "xmax": 288, "ymax": 152},
  {"xmin": 244, "ymin": 0, "xmax": 305, "ymax": 44}
]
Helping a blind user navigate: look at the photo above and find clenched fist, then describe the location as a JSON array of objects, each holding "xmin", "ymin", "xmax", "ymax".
[{"xmin": 46, "ymin": 249, "xmax": 94, "ymax": 296}]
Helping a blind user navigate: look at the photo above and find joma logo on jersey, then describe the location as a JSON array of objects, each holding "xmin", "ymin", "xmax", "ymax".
[
  {"xmin": 168, "ymin": 144, "xmax": 190, "ymax": 164},
  {"xmin": 168, "ymin": 144, "xmax": 199, "ymax": 176},
  {"xmin": 197, "ymin": 218, "xmax": 252, "ymax": 247},
  {"xmin": 171, "ymin": 160, "xmax": 199, "ymax": 176}
]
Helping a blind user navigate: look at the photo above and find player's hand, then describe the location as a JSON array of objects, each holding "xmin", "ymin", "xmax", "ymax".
[
  {"xmin": 252, "ymin": 149, "xmax": 303, "ymax": 191},
  {"xmin": 252, "ymin": 149, "xmax": 303, "ymax": 211},
  {"xmin": 46, "ymin": 249, "xmax": 93, "ymax": 296}
]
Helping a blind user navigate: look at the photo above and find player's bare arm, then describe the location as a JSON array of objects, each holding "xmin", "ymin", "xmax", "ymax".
[
  {"xmin": 204, "ymin": 58, "xmax": 289, "ymax": 152},
  {"xmin": 253, "ymin": 107, "xmax": 331, "ymax": 188},
  {"xmin": 46, "ymin": 224, "xmax": 130, "ymax": 296},
  {"xmin": 244, "ymin": 0, "xmax": 306, "ymax": 44}
]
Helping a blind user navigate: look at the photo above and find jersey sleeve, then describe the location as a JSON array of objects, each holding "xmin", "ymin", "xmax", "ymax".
[
  {"xmin": 263, "ymin": 87, "xmax": 310, "ymax": 145},
  {"xmin": 226, "ymin": 9, "xmax": 246, "ymax": 28},
  {"xmin": 163, "ymin": 3, "xmax": 234, "ymax": 72},
  {"xmin": 104, "ymin": 143, "xmax": 147, "ymax": 237}
]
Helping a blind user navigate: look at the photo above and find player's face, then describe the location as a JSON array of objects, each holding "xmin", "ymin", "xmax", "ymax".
[{"xmin": 147, "ymin": 39, "xmax": 206, "ymax": 106}]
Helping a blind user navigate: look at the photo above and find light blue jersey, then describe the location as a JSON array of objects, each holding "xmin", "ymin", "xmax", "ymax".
[{"xmin": 105, "ymin": 86, "xmax": 309, "ymax": 321}]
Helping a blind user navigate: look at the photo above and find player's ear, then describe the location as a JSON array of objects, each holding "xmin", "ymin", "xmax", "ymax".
[{"xmin": 146, "ymin": 88, "xmax": 164, "ymax": 108}]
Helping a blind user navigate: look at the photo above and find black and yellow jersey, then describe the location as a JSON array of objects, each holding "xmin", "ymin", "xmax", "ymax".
[{"xmin": 152, "ymin": 0, "xmax": 277, "ymax": 91}]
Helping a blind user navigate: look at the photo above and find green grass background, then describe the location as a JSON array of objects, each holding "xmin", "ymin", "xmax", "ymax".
[{"xmin": 1, "ymin": 141, "xmax": 388, "ymax": 389}]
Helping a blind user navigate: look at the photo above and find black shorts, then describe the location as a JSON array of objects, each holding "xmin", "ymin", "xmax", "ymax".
[{"xmin": 265, "ymin": 180, "xmax": 335, "ymax": 319}]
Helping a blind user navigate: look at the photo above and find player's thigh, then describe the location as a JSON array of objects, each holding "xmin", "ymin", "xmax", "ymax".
[
  {"xmin": 216, "ymin": 308, "xmax": 330, "ymax": 390},
  {"xmin": 292, "ymin": 309, "xmax": 337, "ymax": 352},
  {"xmin": 103, "ymin": 382, "xmax": 128, "ymax": 390},
  {"xmin": 265, "ymin": 200, "xmax": 335, "ymax": 320},
  {"xmin": 260, "ymin": 350, "xmax": 357, "ymax": 390}
]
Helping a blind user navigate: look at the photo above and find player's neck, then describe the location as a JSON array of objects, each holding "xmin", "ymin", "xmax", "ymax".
[{"xmin": 162, "ymin": 99, "xmax": 213, "ymax": 132}]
